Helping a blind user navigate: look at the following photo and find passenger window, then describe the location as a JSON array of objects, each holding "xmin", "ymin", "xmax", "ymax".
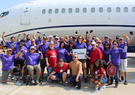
[
  {"xmin": 83, "ymin": 8, "xmax": 87, "ymax": 13},
  {"xmin": 75, "ymin": 8, "xmax": 79, "ymax": 13},
  {"xmin": 48, "ymin": 9, "xmax": 52, "ymax": 14},
  {"xmin": 55, "ymin": 9, "xmax": 59, "ymax": 14},
  {"xmin": 116, "ymin": 7, "xmax": 120, "ymax": 12},
  {"xmin": 107, "ymin": 7, "xmax": 111, "ymax": 13},
  {"xmin": 132, "ymin": 7, "xmax": 135, "ymax": 12},
  {"xmin": 0, "ymin": 11, "xmax": 9, "ymax": 18},
  {"xmin": 62, "ymin": 8, "xmax": 65, "ymax": 13},
  {"xmin": 91, "ymin": 8, "xmax": 95, "ymax": 13},
  {"xmin": 99, "ymin": 7, "xmax": 103, "ymax": 13},
  {"xmin": 124, "ymin": 7, "xmax": 128, "ymax": 12},
  {"xmin": 69, "ymin": 8, "xmax": 72, "ymax": 13},
  {"xmin": 42, "ymin": 9, "xmax": 46, "ymax": 14}
]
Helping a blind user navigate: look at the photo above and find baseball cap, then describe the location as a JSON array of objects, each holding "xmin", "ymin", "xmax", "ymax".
[
  {"xmin": 72, "ymin": 36, "xmax": 76, "ymax": 39},
  {"xmin": 87, "ymin": 39, "xmax": 91, "ymax": 42},
  {"xmin": 30, "ymin": 46, "xmax": 35, "ymax": 50},
  {"xmin": 119, "ymin": 37, "xmax": 124, "ymax": 40},
  {"xmin": 43, "ymin": 36, "xmax": 47, "ymax": 39},
  {"xmin": 55, "ymin": 36, "xmax": 59, "ymax": 40},
  {"xmin": 109, "ymin": 38, "xmax": 112, "ymax": 41},
  {"xmin": 104, "ymin": 35, "xmax": 109, "ymax": 38},
  {"xmin": 7, "ymin": 48, "xmax": 12, "ymax": 51},
  {"xmin": 116, "ymin": 35, "xmax": 120, "ymax": 39},
  {"xmin": 49, "ymin": 35, "xmax": 53, "ymax": 39},
  {"xmin": 91, "ymin": 41, "xmax": 96, "ymax": 45}
]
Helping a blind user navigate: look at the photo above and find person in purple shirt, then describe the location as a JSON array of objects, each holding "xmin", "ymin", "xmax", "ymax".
[
  {"xmin": 119, "ymin": 32, "xmax": 133, "ymax": 85},
  {"xmin": 0, "ymin": 48, "xmax": 21, "ymax": 83},
  {"xmin": 103, "ymin": 42, "xmax": 111, "ymax": 82},
  {"xmin": 13, "ymin": 39, "xmax": 27, "ymax": 80},
  {"xmin": 66, "ymin": 41, "xmax": 76, "ymax": 63},
  {"xmin": 33, "ymin": 32, "xmax": 43, "ymax": 45},
  {"xmin": 56, "ymin": 41, "xmax": 71, "ymax": 62},
  {"xmin": 102, "ymin": 35, "xmax": 109, "ymax": 45},
  {"xmin": 109, "ymin": 38, "xmax": 113, "ymax": 48},
  {"xmin": 19, "ymin": 46, "xmax": 43, "ymax": 84},
  {"xmin": 86, "ymin": 39, "xmax": 92, "ymax": 76},
  {"xmin": 116, "ymin": 35, "xmax": 121, "ymax": 47},
  {"xmin": 54, "ymin": 36, "xmax": 60, "ymax": 49},
  {"xmin": 28, "ymin": 39, "xmax": 37, "ymax": 51},
  {"xmin": 36, "ymin": 36, "xmax": 48, "ymax": 79},
  {"xmin": 97, "ymin": 40, "xmax": 104, "ymax": 52},
  {"xmin": 75, "ymin": 35, "xmax": 87, "ymax": 83},
  {"xmin": 2, "ymin": 31, "xmax": 20, "ymax": 55},
  {"xmin": 108, "ymin": 40, "xmax": 126, "ymax": 88},
  {"xmin": 24, "ymin": 34, "xmax": 31, "ymax": 49}
]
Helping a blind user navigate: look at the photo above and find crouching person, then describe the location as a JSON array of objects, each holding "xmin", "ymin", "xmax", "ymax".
[
  {"xmin": 68, "ymin": 54, "xmax": 83, "ymax": 89},
  {"xmin": 19, "ymin": 46, "xmax": 43, "ymax": 84},
  {"xmin": 47, "ymin": 58, "xmax": 69, "ymax": 86},
  {"xmin": 90, "ymin": 59, "xmax": 107, "ymax": 90},
  {"xmin": 0, "ymin": 48, "xmax": 21, "ymax": 83}
]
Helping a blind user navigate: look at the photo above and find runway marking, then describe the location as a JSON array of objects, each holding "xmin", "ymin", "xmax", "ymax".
[{"xmin": 2, "ymin": 86, "xmax": 18, "ymax": 95}]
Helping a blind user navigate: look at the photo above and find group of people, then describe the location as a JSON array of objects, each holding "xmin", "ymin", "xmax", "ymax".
[{"xmin": 0, "ymin": 30, "xmax": 133, "ymax": 90}]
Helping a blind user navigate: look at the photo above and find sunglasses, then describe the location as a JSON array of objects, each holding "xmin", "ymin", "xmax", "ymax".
[
  {"xmin": 98, "ymin": 42, "xmax": 101, "ymax": 44},
  {"xmin": 73, "ymin": 57, "xmax": 77, "ymax": 58},
  {"xmin": 113, "ymin": 44, "xmax": 117, "ymax": 45},
  {"xmin": 78, "ymin": 38, "xmax": 82, "ymax": 39}
]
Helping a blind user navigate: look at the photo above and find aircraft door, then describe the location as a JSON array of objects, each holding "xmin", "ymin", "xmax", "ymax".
[{"xmin": 20, "ymin": 2, "xmax": 33, "ymax": 25}]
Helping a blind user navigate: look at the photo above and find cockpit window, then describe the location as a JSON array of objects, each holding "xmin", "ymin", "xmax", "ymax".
[{"xmin": 0, "ymin": 11, "xmax": 9, "ymax": 18}]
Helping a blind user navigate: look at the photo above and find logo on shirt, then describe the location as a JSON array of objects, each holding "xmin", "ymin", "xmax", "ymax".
[
  {"xmin": 60, "ymin": 69, "xmax": 63, "ymax": 73},
  {"xmin": 115, "ymin": 51, "xmax": 119, "ymax": 53},
  {"xmin": 52, "ymin": 52, "xmax": 55, "ymax": 55},
  {"xmin": 50, "ymin": 52, "xmax": 56, "ymax": 57}
]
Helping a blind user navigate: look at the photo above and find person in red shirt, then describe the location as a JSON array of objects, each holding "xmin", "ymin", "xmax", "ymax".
[
  {"xmin": 45, "ymin": 41, "xmax": 57, "ymax": 82},
  {"xmin": 90, "ymin": 59, "xmax": 107, "ymax": 90},
  {"xmin": 87, "ymin": 41, "xmax": 102, "ymax": 75},
  {"xmin": 47, "ymin": 58, "xmax": 69, "ymax": 86}
]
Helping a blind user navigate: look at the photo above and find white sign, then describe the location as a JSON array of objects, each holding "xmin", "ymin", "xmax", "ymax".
[{"xmin": 72, "ymin": 48, "xmax": 87, "ymax": 59}]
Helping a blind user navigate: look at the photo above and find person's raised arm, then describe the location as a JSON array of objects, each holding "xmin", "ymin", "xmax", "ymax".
[
  {"xmin": 88, "ymin": 30, "xmax": 93, "ymax": 40},
  {"xmin": 33, "ymin": 30, "xmax": 37, "ymax": 40},
  {"xmin": 19, "ymin": 50, "xmax": 27, "ymax": 58},
  {"xmin": 17, "ymin": 33, "xmax": 22, "ymax": 42},
  {"xmin": 85, "ymin": 31, "xmax": 88, "ymax": 40},
  {"xmin": 22, "ymin": 33, "xmax": 26, "ymax": 40},
  {"xmin": 126, "ymin": 32, "xmax": 133, "ymax": 44},
  {"xmin": 14, "ymin": 46, "xmax": 21, "ymax": 59},
  {"xmin": 2, "ymin": 31, "xmax": 7, "ymax": 43}
]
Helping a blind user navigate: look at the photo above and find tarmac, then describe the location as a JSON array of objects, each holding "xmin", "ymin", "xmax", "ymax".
[{"xmin": 0, "ymin": 53, "xmax": 135, "ymax": 95}]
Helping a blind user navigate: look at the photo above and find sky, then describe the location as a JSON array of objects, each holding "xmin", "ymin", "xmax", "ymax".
[{"xmin": 0, "ymin": 0, "xmax": 33, "ymax": 13}]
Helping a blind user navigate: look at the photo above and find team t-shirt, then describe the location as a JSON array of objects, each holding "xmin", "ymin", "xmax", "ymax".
[
  {"xmin": 35, "ymin": 38, "xmax": 43, "ymax": 45},
  {"xmin": 75, "ymin": 42, "xmax": 87, "ymax": 49},
  {"xmin": 23, "ymin": 52, "xmax": 41, "ymax": 65},
  {"xmin": 103, "ymin": 49, "xmax": 111, "ymax": 63},
  {"xmin": 56, "ymin": 47, "xmax": 69, "ymax": 62},
  {"xmin": 53, "ymin": 63, "xmax": 69, "ymax": 74},
  {"xmin": 0, "ymin": 54, "xmax": 15, "ymax": 71},
  {"xmin": 90, "ymin": 47, "xmax": 102, "ymax": 64},
  {"xmin": 92, "ymin": 67, "xmax": 105, "ymax": 78},
  {"xmin": 109, "ymin": 48, "xmax": 122, "ymax": 65},
  {"xmin": 45, "ymin": 49, "xmax": 57, "ymax": 67},
  {"xmin": 39, "ymin": 43, "xmax": 48, "ymax": 56},
  {"xmin": 24, "ymin": 40, "xmax": 31, "ymax": 49},
  {"xmin": 119, "ymin": 41, "xmax": 128, "ymax": 59},
  {"xmin": 13, "ymin": 45, "xmax": 27, "ymax": 60}
]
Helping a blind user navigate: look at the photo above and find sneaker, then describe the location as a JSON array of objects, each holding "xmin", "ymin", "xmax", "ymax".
[
  {"xmin": 124, "ymin": 81, "xmax": 128, "ymax": 85},
  {"xmin": 14, "ymin": 81, "xmax": 22, "ymax": 86},
  {"xmin": 31, "ymin": 80, "xmax": 35, "ymax": 84},
  {"xmin": 108, "ymin": 83, "xmax": 113, "ymax": 85},
  {"xmin": 119, "ymin": 79, "xmax": 122, "ymax": 82},
  {"xmin": 77, "ymin": 86, "xmax": 81, "ymax": 89},
  {"xmin": 11, "ymin": 76, "xmax": 16, "ymax": 80},
  {"xmin": 99, "ymin": 85, "xmax": 106, "ymax": 90},
  {"xmin": 63, "ymin": 82, "xmax": 66, "ymax": 87},
  {"xmin": 95, "ymin": 87, "xmax": 98, "ymax": 90},
  {"xmin": 36, "ymin": 80, "xmax": 39, "ymax": 84},
  {"xmin": 20, "ymin": 76, "xmax": 23, "ymax": 80},
  {"xmin": 121, "ymin": 76, "xmax": 124, "ymax": 81},
  {"xmin": 114, "ymin": 85, "xmax": 118, "ymax": 88}
]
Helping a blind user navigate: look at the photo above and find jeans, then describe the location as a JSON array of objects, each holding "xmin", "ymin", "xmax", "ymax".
[
  {"xmin": 110, "ymin": 65, "xmax": 120, "ymax": 85},
  {"xmin": 48, "ymin": 67, "xmax": 55, "ymax": 81},
  {"xmin": 68, "ymin": 74, "xmax": 83, "ymax": 87}
]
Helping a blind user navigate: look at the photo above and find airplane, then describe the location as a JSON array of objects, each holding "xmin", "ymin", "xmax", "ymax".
[{"xmin": 0, "ymin": 0, "xmax": 135, "ymax": 52}]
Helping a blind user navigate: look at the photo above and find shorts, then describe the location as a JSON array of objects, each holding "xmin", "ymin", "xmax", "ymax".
[
  {"xmin": 53, "ymin": 73, "xmax": 63, "ymax": 79},
  {"xmin": 120, "ymin": 59, "xmax": 127, "ymax": 72},
  {"xmin": 97, "ymin": 76, "xmax": 107, "ymax": 84},
  {"xmin": 79, "ymin": 59, "xmax": 86, "ymax": 64},
  {"xmin": 14, "ymin": 59, "xmax": 24, "ymax": 67},
  {"xmin": 40, "ymin": 57, "xmax": 46, "ymax": 68},
  {"xmin": 2, "ymin": 67, "xmax": 15, "ymax": 81}
]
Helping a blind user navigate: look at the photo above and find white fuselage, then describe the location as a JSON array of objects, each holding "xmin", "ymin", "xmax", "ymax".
[{"xmin": 0, "ymin": 0, "xmax": 135, "ymax": 45}]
